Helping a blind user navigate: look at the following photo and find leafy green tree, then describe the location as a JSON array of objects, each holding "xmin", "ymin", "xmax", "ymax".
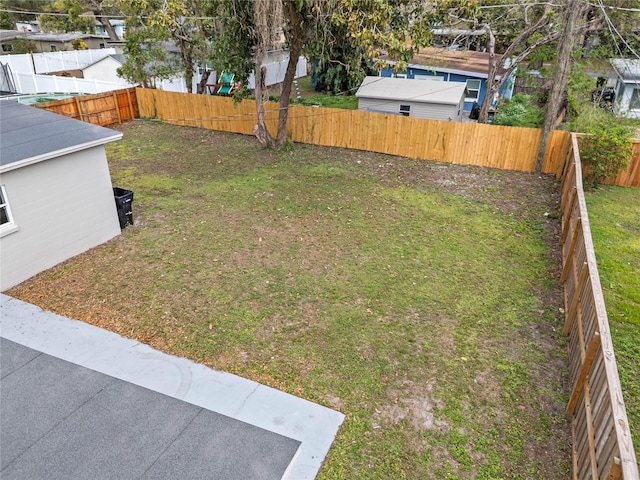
[
  {"xmin": 492, "ymin": 94, "xmax": 543, "ymax": 127},
  {"xmin": 117, "ymin": 0, "xmax": 214, "ymax": 93},
  {"xmin": 71, "ymin": 37, "xmax": 87, "ymax": 49},
  {"xmin": 212, "ymin": 0, "xmax": 447, "ymax": 146},
  {"xmin": 5, "ymin": 38, "xmax": 37, "ymax": 53},
  {"xmin": 38, "ymin": 0, "xmax": 96, "ymax": 33},
  {"xmin": 82, "ymin": 0, "xmax": 123, "ymax": 41},
  {"xmin": 306, "ymin": 0, "xmax": 477, "ymax": 95},
  {"xmin": 574, "ymin": 105, "xmax": 633, "ymax": 189},
  {"xmin": 0, "ymin": 10, "xmax": 15, "ymax": 29},
  {"xmin": 0, "ymin": 0, "xmax": 53, "ymax": 26}
]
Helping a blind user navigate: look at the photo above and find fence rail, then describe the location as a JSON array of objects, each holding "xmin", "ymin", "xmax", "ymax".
[
  {"xmin": 35, "ymin": 87, "xmax": 138, "ymax": 126},
  {"xmin": 560, "ymin": 134, "xmax": 638, "ymax": 479},
  {"xmin": 135, "ymin": 88, "xmax": 572, "ymax": 176}
]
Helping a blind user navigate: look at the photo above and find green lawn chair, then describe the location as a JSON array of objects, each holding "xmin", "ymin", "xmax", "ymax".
[{"xmin": 217, "ymin": 72, "xmax": 235, "ymax": 95}]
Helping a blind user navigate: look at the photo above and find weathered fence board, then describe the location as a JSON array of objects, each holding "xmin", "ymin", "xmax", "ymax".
[
  {"xmin": 135, "ymin": 88, "xmax": 571, "ymax": 175},
  {"xmin": 606, "ymin": 140, "xmax": 640, "ymax": 187},
  {"xmin": 560, "ymin": 134, "xmax": 638, "ymax": 479},
  {"xmin": 35, "ymin": 87, "xmax": 138, "ymax": 126}
]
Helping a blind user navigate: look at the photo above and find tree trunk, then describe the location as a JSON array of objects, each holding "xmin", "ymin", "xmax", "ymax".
[
  {"xmin": 273, "ymin": 0, "xmax": 309, "ymax": 147},
  {"xmin": 197, "ymin": 70, "xmax": 211, "ymax": 94},
  {"xmin": 535, "ymin": 0, "xmax": 585, "ymax": 173},
  {"xmin": 183, "ymin": 41, "xmax": 194, "ymax": 94},
  {"xmin": 477, "ymin": 27, "xmax": 496, "ymax": 124},
  {"xmin": 254, "ymin": 53, "xmax": 276, "ymax": 147},
  {"xmin": 95, "ymin": 15, "xmax": 119, "ymax": 41},
  {"xmin": 274, "ymin": 38, "xmax": 303, "ymax": 147}
]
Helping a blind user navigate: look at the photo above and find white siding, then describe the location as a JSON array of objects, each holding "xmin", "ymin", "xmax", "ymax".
[
  {"xmin": 0, "ymin": 146, "xmax": 121, "ymax": 290},
  {"xmin": 82, "ymin": 57, "xmax": 129, "ymax": 85},
  {"xmin": 2, "ymin": 49, "xmax": 117, "ymax": 75},
  {"xmin": 358, "ymin": 97, "xmax": 459, "ymax": 121}
]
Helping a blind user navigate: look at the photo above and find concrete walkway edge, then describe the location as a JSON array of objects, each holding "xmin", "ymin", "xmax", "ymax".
[{"xmin": 0, "ymin": 294, "xmax": 345, "ymax": 480}]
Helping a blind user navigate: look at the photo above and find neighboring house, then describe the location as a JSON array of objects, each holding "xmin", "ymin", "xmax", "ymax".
[
  {"xmin": 13, "ymin": 20, "xmax": 124, "ymax": 39},
  {"xmin": 93, "ymin": 20, "xmax": 126, "ymax": 40},
  {"xmin": 82, "ymin": 54, "xmax": 127, "ymax": 84},
  {"xmin": 610, "ymin": 58, "xmax": 640, "ymax": 118},
  {"xmin": 1, "ymin": 30, "xmax": 109, "ymax": 54},
  {"xmin": 0, "ymin": 101, "xmax": 122, "ymax": 291},
  {"xmin": 355, "ymin": 76, "xmax": 466, "ymax": 121},
  {"xmin": 380, "ymin": 47, "xmax": 516, "ymax": 112}
]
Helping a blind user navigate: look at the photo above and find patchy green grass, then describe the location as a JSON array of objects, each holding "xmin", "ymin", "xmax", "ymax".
[
  {"xmin": 290, "ymin": 93, "xmax": 358, "ymax": 110},
  {"xmin": 290, "ymin": 76, "xmax": 358, "ymax": 109},
  {"xmin": 9, "ymin": 121, "xmax": 571, "ymax": 479},
  {"xmin": 584, "ymin": 186, "xmax": 640, "ymax": 452}
]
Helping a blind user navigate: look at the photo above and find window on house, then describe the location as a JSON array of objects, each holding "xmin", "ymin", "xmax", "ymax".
[
  {"xmin": 0, "ymin": 186, "xmax": 17, "ymax": 237},
  {"xmin": 99, "ymin": 43, "xmax": 105, "ymax": 48},
  {"xmin": 395, "ymin": 73, "xmax": 407, "ymax": 79},
  {"xmin": 50, "ymin": 45, "xmax": 57, "ymax": 51},
  {"xmin": 399, "ymin": 105, "xmax": 410, "ymax": 117},
  {"xmin": 630, "ymin": 88, "xmax": 640, "ymax": 110},
  {"xmin": 465, "ymin": 79, "xmax": 481, "ymax": 101},
  {"xmin": 1, "ymin": 44, "xmax": 13, "ymax": 52}
]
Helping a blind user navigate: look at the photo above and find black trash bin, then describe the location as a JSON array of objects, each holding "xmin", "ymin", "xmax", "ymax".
[{"xmin": 113, "ymin": 187, "xmax": 134, "ymax": 229}]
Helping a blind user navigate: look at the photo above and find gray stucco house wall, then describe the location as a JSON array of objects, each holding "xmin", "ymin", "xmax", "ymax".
[
  {"xmin": 355, "ymin": 76, "xmax": 466, "ymax": 121},
  {"xmin": 0, "ymin": 101, "xmax": 122, "ymax": 291}
]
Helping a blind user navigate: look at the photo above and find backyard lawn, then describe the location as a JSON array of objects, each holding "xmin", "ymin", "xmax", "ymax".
[
  {"xmin": 585, "ymin": 186, "xmax": 640, "ymax": 453},
  {"xmin": 8, "ymin": 121, "xmax": 572, "ymax": 479}
]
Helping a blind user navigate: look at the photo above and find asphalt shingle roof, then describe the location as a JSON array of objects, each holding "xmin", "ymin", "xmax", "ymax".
[{"xmin": 0, "ymin": 101, "xmax": 121, "ymax": 172}]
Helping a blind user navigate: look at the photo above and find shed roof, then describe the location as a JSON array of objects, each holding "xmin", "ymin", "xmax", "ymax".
[
  {"xmin": 355, "ymin": 76, "xmax": 467, "ymax": 105},
  {"xmin": 0, "ymin": 101, "xmax": 122, "ymax": 173},
  {"xmin": 381, "ymin": 47, "xmax": 506, "ymax": 79},
  {"xmin": 83, "ymin": 54, "xmax": 126, "ymax": 70},
  {"xmin": 610, "ymin": 59, "xmax": 640, "ymax": 83}
]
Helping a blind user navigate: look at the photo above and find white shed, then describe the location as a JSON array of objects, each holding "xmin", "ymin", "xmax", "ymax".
[
  {"xmin": 355, "ymin": 76, "xmax": 466, "ymax": 121},
  {"xmin": 82, "ymin": 54, "xmax": 128, "ymax": 85},
  {"xmin": 0, "ymin": 101, "xmax": 123, "ymax": 291},
  {"xmin": 610, "ymin": 59, "xmax": 640, "ymax": 119}
]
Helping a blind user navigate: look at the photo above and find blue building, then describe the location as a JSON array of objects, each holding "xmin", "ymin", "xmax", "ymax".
[{"xmin": 380, "ymin": 47, "xmax": 516, "ymax": 112}]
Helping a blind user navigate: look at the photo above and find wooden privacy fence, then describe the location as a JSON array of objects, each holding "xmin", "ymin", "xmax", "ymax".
[
  {"xmin": 35, "ymin": 87, "xmax": 138, "ymax": 126},
  {"xmin": 559, "ymin": 134, "xmax": 638, "ymax": 479},
  {"xmin": 136, "ymin": 88, "xmax": 571, "ymax": 176},
  {"xmin": 606, "ymin": 140, "xmax": 640, "ymax": 188}
]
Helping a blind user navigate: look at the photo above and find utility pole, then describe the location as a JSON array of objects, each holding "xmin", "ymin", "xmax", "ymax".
[{"xmin": 535, "ymin": 0, "xmax": 586, "ymax": 174}]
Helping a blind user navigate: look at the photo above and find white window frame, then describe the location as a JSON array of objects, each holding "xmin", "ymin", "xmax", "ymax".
[
  {"xmin": 465, "ymin": 79, "xmax": 481, "ymax": 101},
  {"xmin": 0, "ymin": 185, "xmax": 18, "ymax": 237},
  {"xmin": 629, "ymin": 87, "xmax": 640, "ymax": 111},
  {"xmin": 399, "ymin": 104, "xmax": 411, "ymax": 116}
]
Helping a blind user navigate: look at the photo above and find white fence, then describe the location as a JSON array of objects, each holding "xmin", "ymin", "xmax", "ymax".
[
  {"xmin": 247, "ymin": 55, "xmax": 307, "ymax": 89},
  {"xmin": 1, "ymin": 48, "xmax": 307, "ymax": 95},
  {"xmin": 11, "ymin": 71, "xmax": 133, "ymax": 95},
  {"xmin": 156, "ymin": 55, "xmax": 308, "ymax": 93},
  {"xmin": 1, "ymin": 49, "xmax": 117, "ymax": 74}
]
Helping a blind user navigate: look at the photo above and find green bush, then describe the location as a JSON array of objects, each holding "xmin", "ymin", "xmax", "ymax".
[
  {"xmin": 572, "ymin": 105, "xmax": 633, "ymax": 189},
  {"xmin": 492, "ymin": 94, "xmax": 544, "ymax": 127}
]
